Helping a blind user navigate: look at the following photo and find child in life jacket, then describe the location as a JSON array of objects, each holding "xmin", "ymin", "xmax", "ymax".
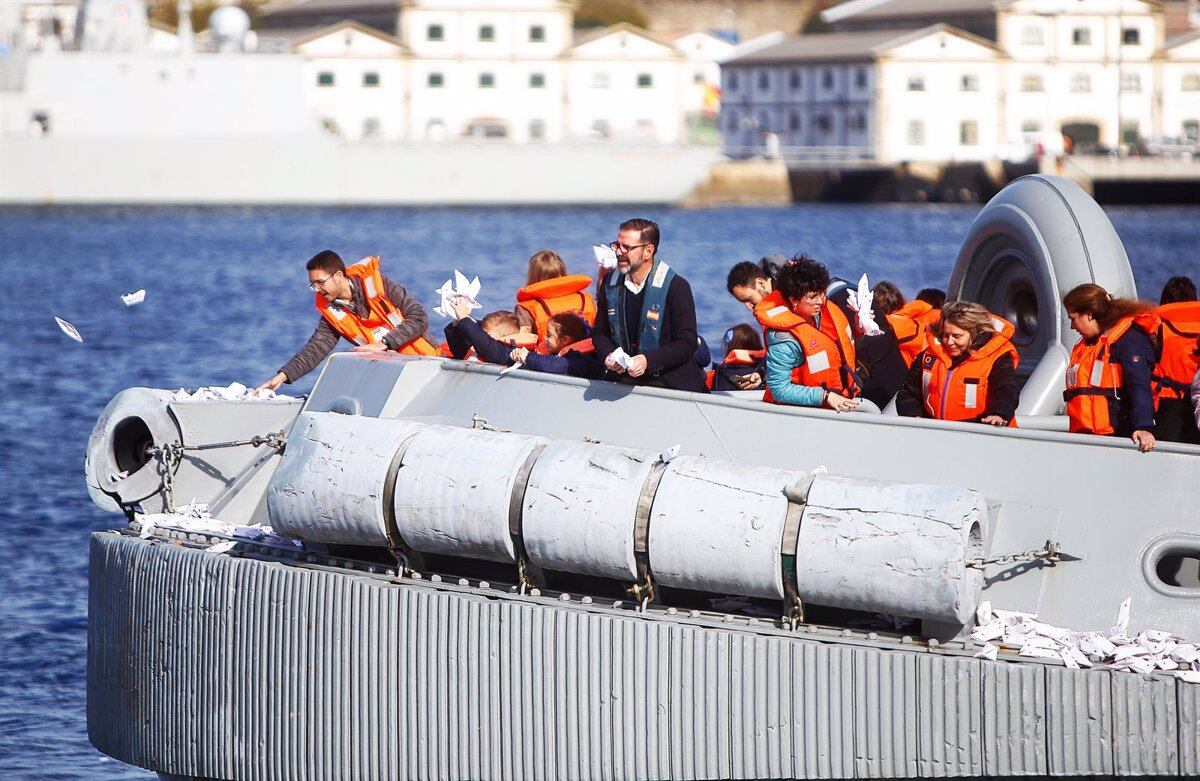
[
  {"xmin": 1062, "ymin": 283, "xmax": 1159, "ymax": 453},
  {"xmin": 707, "ymin": 324, "xmax": 766, "ymax": 391},
  {"xmin": 508, "ymin": 312, "xmax": 605, "ymax": 379},
  {"xmin": 514, "ymin": 250, "xmax": 597, "ymax": 347},
  {"xmin": 895, "ymin": 301, "xmax": 1020, "ymax": 426},
  {"xmin": 443, "ymin": 301, "xmax": 537, "ymax": 365}
]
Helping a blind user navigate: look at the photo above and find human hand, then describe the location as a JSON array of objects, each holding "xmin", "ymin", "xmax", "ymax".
[
  {"xmin": 825, "ymin": 391, "xmax": 860, "ymax": 413},
  {"xmin": 510, "ymin": 347, "xmax": 530, "ymax": 363},
  {"xmin": 258, "ymin": 372, "xmax": 287, "ymax": 391},
  {"xmin": 734, "ymin": 372, "xmax": 763, "ymax": 390},
  {"xmin": 627, "ymin": 354, "xmax": 649, "ymax": 377},
  {"xmin": 354, "ymin": 343, "xmax": 388, "ymax": 353},
  {"xmin": 450, "ymin": 295, "xmax": 473, "ymax": 320},
  {"xmin": 1132, "ymin": 430, "xmax": 1156, "ymax": 453},
  {"xmin": 980, "ymin": 415, "xmax": 1008, "ymax": 427}
]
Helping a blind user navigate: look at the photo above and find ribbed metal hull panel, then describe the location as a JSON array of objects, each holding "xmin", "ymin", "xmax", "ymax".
[{"xmin": 89, "ymin": 533, "xmax": 1195, "ymax": 780}]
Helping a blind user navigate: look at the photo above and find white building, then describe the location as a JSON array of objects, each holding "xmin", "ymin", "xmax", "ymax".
[
  {"xmin": 286, "ymin": 0, "xmax": 736, "ymax": 142},
  {"xmin": 721, "ymin": 0, "xmax": 1200, "ymax": 161}
]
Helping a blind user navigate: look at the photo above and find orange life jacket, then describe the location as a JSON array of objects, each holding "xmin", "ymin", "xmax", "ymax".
[
  {"xmin": 515, "ymin": 275, "xmax": 598, "ymax": 344},
  {"xmin": 316, "ymin": 256, "xmax": 438, "ymax": 356},
  {"xmin": 559, "ymin": 338, "xmax": 595, "ymax": 356},
  {"xmin": 752, "ymin": 290, "xmax": 802, "ymax": 343},
  {"xmin": 886, "ymin": 312, "xmax": 929, "ymax": 367},
  {"xmin": 758, "ymin": 297, "xmax": 859, "ymax": 402},
  {"xmin": 1064, "ymin": 313, "xmax": 1159, "ymax": 435},
  {"xmin": 920, "ymin": 332, "xmax": 1019, "ymax": 426},
  {"xmin": 1152, "ymin": 301, "xmax": 1200, "ymax": 404},
  {"xmin": 896, "ymin": 300, "xmax": 942, "ymax": 331}
]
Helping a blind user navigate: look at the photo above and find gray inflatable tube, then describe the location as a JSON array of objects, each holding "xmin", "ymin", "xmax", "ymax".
[{"xmin": 948, "ymin": 175, "xmax": 1137, "ymax": 416}]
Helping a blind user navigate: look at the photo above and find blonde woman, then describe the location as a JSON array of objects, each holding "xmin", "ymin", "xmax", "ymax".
[
  {"xmin": 514, "ymin": 249, "xmax": 597, "ymax": 344},
  {"xmin": 896, "ymin": 301, "xmax": 1020, "ymax": 427}
]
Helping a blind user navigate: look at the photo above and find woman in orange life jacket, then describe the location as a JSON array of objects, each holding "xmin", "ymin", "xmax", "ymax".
[
  {"xmin": 872, "ymin": 280, "xmax": 932, "ymax": 368},
  {"xmin": 707, "ymin": 324, "xmax": 766, "ymax": 391},
  {"xmin": 895, "ymin": 301, "xmax": 1020, "ymax": 426},
  {"xmin": 761, "ymin": 255, "xmax": 862, "ymax": 412},
  {"xmin": 1154, "ymin": 276, "xmax": 1200, "ymax": 444},
  {"xmin": 1062, "ymin": 283, "xmax": 1160, "ymax": 453},
  {"xmin": 514, "ymin": 249, "xmax": 597, "ymax": 349}
]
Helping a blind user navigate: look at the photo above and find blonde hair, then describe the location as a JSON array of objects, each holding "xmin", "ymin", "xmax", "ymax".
[
  {"xmin": 939, "ymin": 301, "xmax": 996, "ymax": 345},
  {"xmin": 526, "ymin": 249, "xmax": 567, "ymax": 285}
]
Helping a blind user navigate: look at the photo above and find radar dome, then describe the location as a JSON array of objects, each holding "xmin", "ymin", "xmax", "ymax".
[{"xmin": 209, "ymin": 5, "xmax": 251, "ymax": 49}]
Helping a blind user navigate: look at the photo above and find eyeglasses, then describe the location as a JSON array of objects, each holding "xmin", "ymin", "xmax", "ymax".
[
  {"xmin": 309, "ymin": 275, "xmax": 336, "ymax": 291},
  {"xmin": 799, "ymin": 292, "xmax": 825, "ymax": 304},
  {"xmin": 611, "ymin": 241, "xmax": 649, "ymax": 255}
]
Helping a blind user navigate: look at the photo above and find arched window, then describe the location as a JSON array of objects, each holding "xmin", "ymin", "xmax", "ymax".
[{"xmin": 1021, "ymin": 74, "xmax": 1044, "ymax": 92}]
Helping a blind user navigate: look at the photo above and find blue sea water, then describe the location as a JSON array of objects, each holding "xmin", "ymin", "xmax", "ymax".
[{"xmin": 0, "ymin": 203, "xmax": 1196, "ymax": 778}]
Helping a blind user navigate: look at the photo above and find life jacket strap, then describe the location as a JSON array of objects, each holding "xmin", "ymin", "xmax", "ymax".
[{"xmin": 1063, "ymin": 386, "xmax": 1119, "ymax": 402}]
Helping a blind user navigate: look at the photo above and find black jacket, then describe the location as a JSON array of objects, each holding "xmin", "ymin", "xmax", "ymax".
[{"xmin": 592, "ymin": 272, "xmax": 708, "ymax": 393}]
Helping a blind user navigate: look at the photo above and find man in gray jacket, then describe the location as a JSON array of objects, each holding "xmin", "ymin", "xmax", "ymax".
[{"xmin": 259, "ymin": 250, "xmax": 431, "ymax": 390}]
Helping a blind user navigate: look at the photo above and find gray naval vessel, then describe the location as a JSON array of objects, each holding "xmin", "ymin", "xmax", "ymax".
[{"xmin": 83, "ymin": 176, "xmax": 1199, "ymax": 780}]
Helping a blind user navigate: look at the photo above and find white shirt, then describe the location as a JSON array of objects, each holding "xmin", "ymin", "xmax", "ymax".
[{"xmin": 624, "ymin": 274, "xmax": 648, "ymax": 295}]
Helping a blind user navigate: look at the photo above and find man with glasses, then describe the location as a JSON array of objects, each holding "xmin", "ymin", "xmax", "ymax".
[
  {"xmin": 591, "ymin": 218, "xmax": 707, "ymax": 392},
  {"xmin": 259, "ymin": 250, "xmax": 435, "ymax": 390}
]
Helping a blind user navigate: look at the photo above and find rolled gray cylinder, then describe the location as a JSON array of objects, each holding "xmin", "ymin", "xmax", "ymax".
[
  {"xmin": 521, "ymin": 441, "xmax": 657, "ymax": 581},
  {"xmin": 793, "ymin": 474, "xmax": 986, "ymax": 624},
  {"xmin": 648, "ymin": 457, "xmax": 804, "ymax": 599},
  {"xmin": 86, "ymin": 387, "xmax": 181, "ymax": 510},
  {"xmin": 267, "ymin": 412, "xmax": 425, "ymax": 546},
  {"xmin": 393, "ymin": 426, "xmax": 547, "ymax": 563}
]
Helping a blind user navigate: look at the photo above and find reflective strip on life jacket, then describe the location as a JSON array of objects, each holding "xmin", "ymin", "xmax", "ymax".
[
  {"xmin": 920, "ymin": 333, "xmax": 1018, "ymax": 426},
  {"xmin": 1063, "ymin": 313, "xmax": 1158, "ymax": 435},
  {"xmin": 1152, "ymin": 301, "xmax": 1200, "ymax": 403},
  {"xmin": 515, "ymin": 274, "xmax": 598, "ymax": 345},
  {"xmin": 315, "ymin": 256, "xmax": 439, "ymax": 356}
]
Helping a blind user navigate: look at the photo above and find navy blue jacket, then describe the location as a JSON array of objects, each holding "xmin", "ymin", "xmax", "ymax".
[
  {"xmin": 1102, "ymin": 325, "xmax": 1158, "ymax": 435},
  {"xmin": 443, "ymin": 319, "xmax": 514, "ymax": 365},
  {"xmin": 522, "ymin": 346, "xmax": 606, "ymax": 380}
]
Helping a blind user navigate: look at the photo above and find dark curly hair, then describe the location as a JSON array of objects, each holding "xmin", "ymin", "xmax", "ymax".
[{"xmin": 775, "ymin": 254, "xmax": 830, "ymax": 301}]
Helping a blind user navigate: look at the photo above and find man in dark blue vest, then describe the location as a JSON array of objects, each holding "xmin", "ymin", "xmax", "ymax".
[{"xmin": 592, "ymin": 218, "xmax": 708, "ymax": 392}]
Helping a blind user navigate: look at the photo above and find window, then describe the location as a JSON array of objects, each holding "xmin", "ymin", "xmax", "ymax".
[
  {"xmin": 758, "ymin": 113, "xmax": 771, "ymax": 133},
  {"xmin": 1021, "ymin": 74, "xmax": 1044, "ymax": 92},
  {"xmin": 1121, "ymin": 73, "xmax": 1141, "ymax": 93},
  {"xmin": 1122, "ymin": 28, "xmax": 1140, "ymax": 45},
  {"xmin": 529, "ymin": 73, "xmax": 545, "ymax": 88},
  {"xmin": 363, "ymin": 71, "xmax": 380, "ymax": 87},
  {"xmin": 855, "ymin": 68, "xmax": 867, "ymax": 88},
  {"xmin": 726, "ymin": 110, "xmax": 738, "ymax": 132},
  {"xmin": 479, "ymin": 72, "xmax": 495, "ymax": 88},
  {"xmin": 961, "ymin": 73, "xmax": 979, "ymax": 91},
  {"xmin": 637, "ymin": 73, "xmax": 653, "ymax": 88},
  {"xmin": 427, "ymin": 72, "xmax": 444, "ymax": 87},
  {"xmin": 427, "ymin": 24, "xmax": 443, "ymax": 41},
  {"xmin": 529, "ymin": 25, "xmax": 544, "ymax": 42},
  {"xmin": 529, "ymin": 119, "xmax": 546, "ymax": 140},
  {"xmin": 907, "ymin": 120, "xmax": 924, "ymax": 145},
  {"xmin": 907, "ymin": 74, "xmax": 925, "ymax": 91},
  {"xmin": 960, "ymin": 120, "xmax": 978, "ymax": 145},
  {"xmin": 728, "ymin": 71, "xmax": 739, "ymax": 90},
  {"xmin": 816, "ymin": 114, "xmax": 831, "ymax": 132},
  {"xmin": 693, "ymin": 72, "xmax": 705, "ymax": 84},
  {"xmin": 1121, "ymin": 120, "xmax": 1140, "ymax": 145},
  {"xmin": 1183, "ymin": 120, "xmax": 1199, "ymax": 143},
  {"xmin": 822, "ymin": 69, "xmax": 833, "ymax": 89},
  {"xmin": 1021, "ymin": 26, "xmax": 1043, "ymax": 45},
  {"xmin": 1070, "ymin": 73, "xmax": 1091, "ymax": 93},
  {"xmin": 592, "ymin": 71, "xmax": 610, "ymax": 89},
  {"xmin": 317, "ymin": 71, "xmax": 334, "ymax": 87},
  {"xmin": 757, "ymin": 70, "xmax": 769, "ymax": 90},
  {"xmin": 1184, "ymin": 73, "xmax": 1200, "ymax": 91},
  {"xmin": 849, "ymin": 112, "xmax": 865, "ymax": 131},
  {"xmin": 362, "ymin": 118, "xmax": 380, "ymax": 138},
  {"xmin": 789, "ymin": 112, "xmax": 800, "ymax": 131},
  {"xmin": 479, "ymin": 25, "xmax": 494, "ymax": 41},
  {"xmin": 789, "ymin": 70, "xmax": 801, "ymax": 89},
  {"xmin": 1021, "ymin": 120, "xmax": 1040, "ymax": 133},
  {"xmin": 1072, "ymin": 27, "xmax": 1091, "ymax": 46}
]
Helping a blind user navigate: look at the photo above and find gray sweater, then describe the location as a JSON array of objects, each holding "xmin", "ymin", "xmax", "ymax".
[{"xmin": 279, "ymin": 275, "xmax": 429, "ymax": 383}]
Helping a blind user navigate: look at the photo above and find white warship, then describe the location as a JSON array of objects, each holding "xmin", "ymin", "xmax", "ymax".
[{"xmin": 83, "ymin": 176, "xmax": 1199, "ymax": 779}]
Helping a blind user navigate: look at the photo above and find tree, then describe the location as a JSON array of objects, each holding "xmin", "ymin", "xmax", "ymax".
[{"xmin": 574, "ymin": 0, "xmax": 650, "ymax": 30}]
